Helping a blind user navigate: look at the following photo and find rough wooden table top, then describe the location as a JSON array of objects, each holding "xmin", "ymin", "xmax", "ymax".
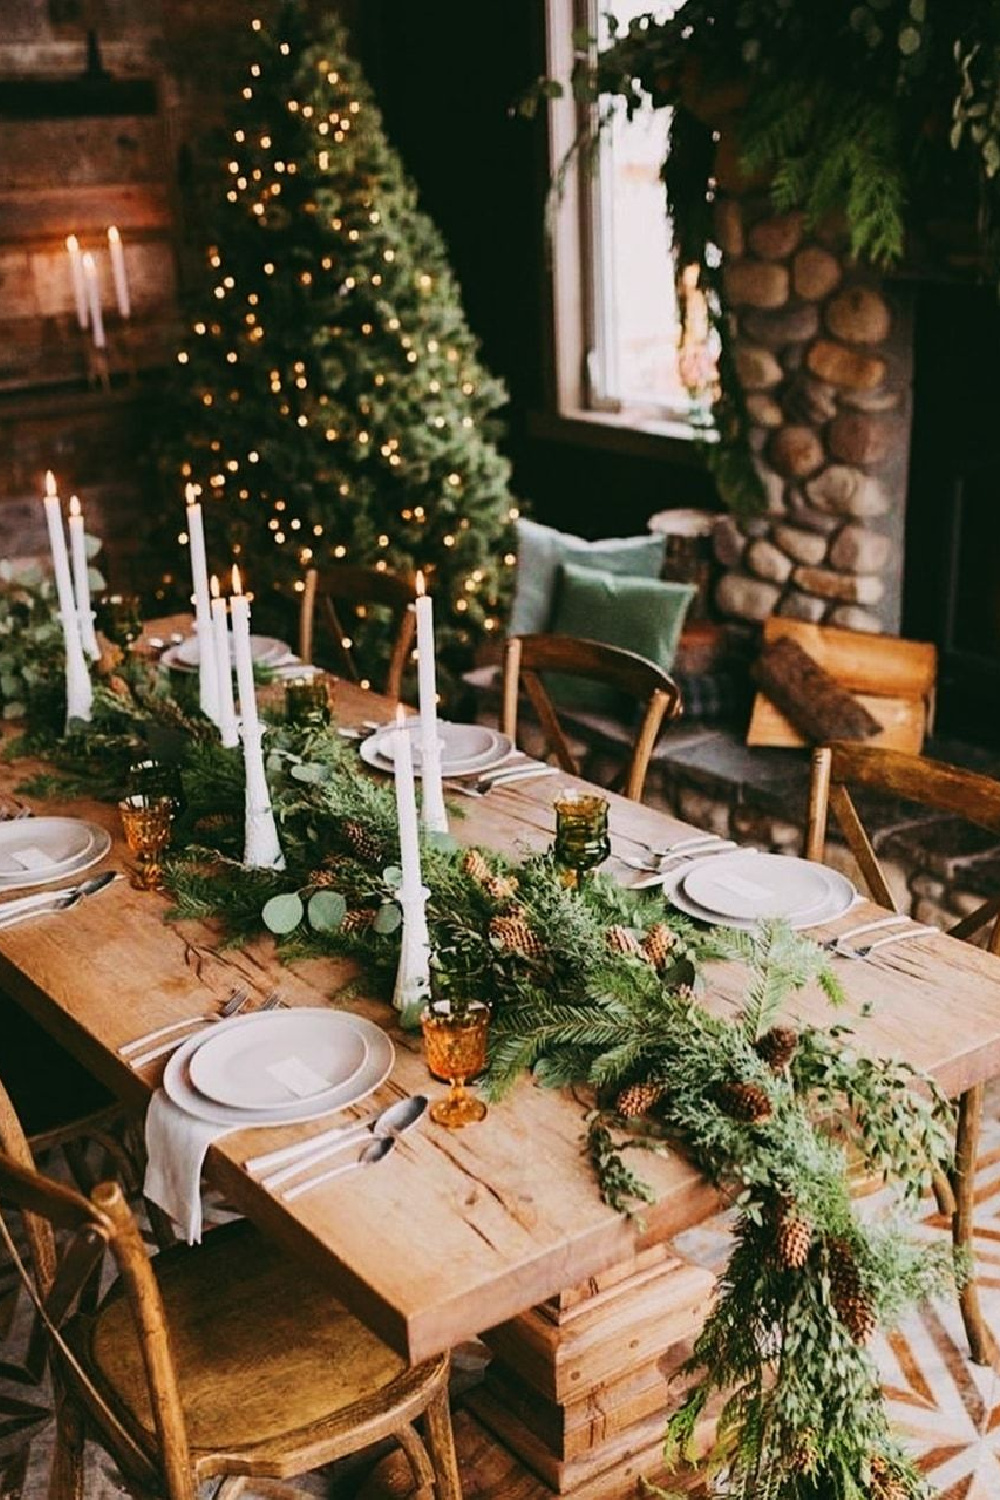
[{"xmin": 2, "ymin": 646, "xmax": 999, "ymax": 1364}]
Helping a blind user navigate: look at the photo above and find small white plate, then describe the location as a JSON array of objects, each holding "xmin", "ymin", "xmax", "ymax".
[
  {"xmin": 189, "ymin": 1010, "xmax": 368, "ymax": 1110},
  {"xmin": 665, "ymin": 855, "xmax": 855, "ymax": 932},
  {"xmin": 164, "ymin": 634, "xmax": 292, "ymax": 672},
  {"xmin": 360, "ymin": 724, "xmax": 514, "ymax": 779},
  {"xmin": 163, "ymin": 1010, "xmax": 394, "ymax": 1127},
  {"xmin": 684, "ymin": 852, "xmax": 835, "ymax": 922},
  {"xmin": 0, "ymin": 820, "xmax": 111, "ymax": 892}
]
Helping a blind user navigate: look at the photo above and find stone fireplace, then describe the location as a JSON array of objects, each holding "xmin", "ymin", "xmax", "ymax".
[{"xmin": 709, "ymin": 179, "xmax": 912, "ymax": 636}]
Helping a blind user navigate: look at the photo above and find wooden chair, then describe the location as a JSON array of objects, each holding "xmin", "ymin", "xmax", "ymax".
[
  {"xmin": 748, "ymin": 618, "xmax": 937, "ymax": 754},
  {"xmin": 299, "ymin": 565, "xmax": 417, "ymax": 700},
  {"xmin": 0, "ymin": 1082, "xmax": 462, "ymax": 1500},
  {"xmin": 501, "ymin": 634, "xmax": 682, "ymax": 803},
  {"xmin": 806, "ymin": 741, "xmax": 1000, "ymax": 1368}
]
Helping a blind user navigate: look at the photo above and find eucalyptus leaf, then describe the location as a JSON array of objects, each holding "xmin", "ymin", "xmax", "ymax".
[
  {"xmin": 290, "ymin": 761, "xmax": 326, "ymax": 784},
  {"xmin": 83, "ymin": 534, "xmax": 102, "ymax": 561},
  {"xmin": 2, "ymin": 702, "xmax": 25, "ymax": 720},
  {"xmin": 382, "ymin": 864, "xmax": 403, "ymax": 890},
  {"xmin": 426, "ymin": 830, "xmax": 458, "ymax": 853},
  {"xmin": 262, "ymin": 891, "xmax": 304, "ymax": 934},
  {"xmin": 87, "ymin": 567, "xmax": 106, "ymax": 592},
  {"xmin": 308, "ymin": 889, "xmax": 347, "ymax": 931},
  {"xmin": 373, "ymin": 901, "xmax": 402, "ymax": 935}
]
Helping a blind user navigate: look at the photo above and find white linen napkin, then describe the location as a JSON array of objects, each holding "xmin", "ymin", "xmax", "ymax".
[{"xmin": 143, "ymin": 1091, "xmax": 232, "ymax": 1244}]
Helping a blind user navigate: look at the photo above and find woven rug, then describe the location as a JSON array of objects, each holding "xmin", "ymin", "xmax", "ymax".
[{"xmin": 6, "ymin": 1110, "xmax": 1000, "ymax": 1499}]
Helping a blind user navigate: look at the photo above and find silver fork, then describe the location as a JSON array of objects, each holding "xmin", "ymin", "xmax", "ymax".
[
  {"xmin": 122, "ymin": 986, "xmax": 251, "ymax": 1065},
  {"xmin": 833, "ymin": 925, "xmax": 938, "ymax": 961}
]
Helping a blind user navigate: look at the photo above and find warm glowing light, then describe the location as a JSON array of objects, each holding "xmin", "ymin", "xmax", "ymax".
[
  {"xmin": 69, "ymin": 495, "xmax": 81, "ymax": 517},
  {"xmin": 210, "ymin": 574, "xmax": 220, "ymax": 600},
  {"xmin": 44, "ymin": 470, "xmax": 57, "ymax": 497},
  {"xmin": 415, "ymin": 570, "xmax": 425, "ymax": 596},
  {"xmin": 232, "ymin": 565, "xmax": 243, "ymax": 595}
]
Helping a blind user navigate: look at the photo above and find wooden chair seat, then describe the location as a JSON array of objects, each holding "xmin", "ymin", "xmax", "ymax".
[
  {"xmin": 85, "ymin": 1220, "xmax": 436, "ymax": 1463},
  {"xmin": 501, "ymin": 634, "xmax": 682, "ymax": 803},
  {"xmin": 298, "ymin": 565, "xmax": 417, "ymax": 700}
]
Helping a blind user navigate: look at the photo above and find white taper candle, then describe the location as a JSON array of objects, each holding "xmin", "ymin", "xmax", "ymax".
[
  {"xmin": 184, "ymin": 484, "xmax": 221, "ymax": 726},
  {"xmin": 210, "ymin": 575, "xmax": 240, "ymax": 748},
  {"xmin": 81, "ymin": 253, "xmax": 105, "ymax": 349},
  {"xmin": 67, "ymin": 496, "xmax": 99, "ymax": 659},
  {"xmin": 66, "ymin": 236, "xmax": 88, "ymax": 329},
  {"xmin": 107, "ymin": 226, "xmax": 131, "ymax": 318},
  {"xmin": 42, "ymin": 472, "xmax": 91, "ymax": 726},
  {"xmin": 413, "ymin": 570, "xmax": 448, "ymax": 833}
]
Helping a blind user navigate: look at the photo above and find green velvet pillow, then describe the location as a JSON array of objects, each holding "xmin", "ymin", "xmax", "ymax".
[
  {"xmin": 547, "ymin": 561, "xmax": 696, "ymax": 713},
  {"xmin": 507, "ymin": 518, "xmax": 666, "ymax": 637}
]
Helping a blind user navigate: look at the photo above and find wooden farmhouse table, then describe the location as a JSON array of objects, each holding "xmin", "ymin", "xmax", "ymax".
[{"xmin": 4, "ymin": 658, "xmax": 1000, "ymax": 1496}]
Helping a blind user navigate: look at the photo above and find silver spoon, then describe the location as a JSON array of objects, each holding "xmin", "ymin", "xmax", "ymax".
[
  {"xmin": 258, "ymin": 1094, "xmax": 428, "ymax": 1189},
  {"xmin": 281, "ymin": 1135, "xmax": 396, "ymax": 1201}
]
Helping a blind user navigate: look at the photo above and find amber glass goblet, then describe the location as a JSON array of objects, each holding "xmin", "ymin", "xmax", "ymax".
[
  {"xmin": 118, "ymin": 794, "xmax": 173, "ymax": 891},
  {"xmin": 553, "ymin": 790, "xmax": 611, "ymax": 889},
  {"xmin": 421, "ymin": 1003, "xmax": 490, "ymax": 1128}
]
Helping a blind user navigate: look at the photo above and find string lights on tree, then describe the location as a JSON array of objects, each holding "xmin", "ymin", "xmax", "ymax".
[{"xmin": 157, "ymin": 3, "xmax": 516, "ymax": 698}]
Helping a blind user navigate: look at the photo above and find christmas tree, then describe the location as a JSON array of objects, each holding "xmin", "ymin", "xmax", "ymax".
[{"xmin": 157, "ymin": 4, "xmax": 516, "ymax": 697}]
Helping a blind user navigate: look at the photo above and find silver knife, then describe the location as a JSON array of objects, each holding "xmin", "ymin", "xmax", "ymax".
[{"xmin": 0, "ymin": 870, "xmax": 119, "ymax": 929}]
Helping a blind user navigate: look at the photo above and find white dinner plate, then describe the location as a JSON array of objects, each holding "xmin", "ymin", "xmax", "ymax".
[
  {"xmin": 163, "ymin": 1011, "xmax": 394, "ymax": 1127},
  {"xmin": 684, "ymin": 852, "xmax": 836, "ymax": 923},
  {"xmin": 189, "ymin": 1010, "xmax": 368, "ymax": 1110},
  {"xmin": 664, "ymin": 855, "xmax": 856, "ymax": 932},
  {"xmin": 163, "ymin": 634, "xmax": 292, "ymax": 673},
  {"xmin": 360, "ymin": 724, "xmax": 514, "ymax": 779},
  {"xmin": 0, "ymin": 820, "xmax": 111, "ymax": 892}
]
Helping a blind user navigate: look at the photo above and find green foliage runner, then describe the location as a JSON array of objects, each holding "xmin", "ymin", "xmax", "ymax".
[{"xmin": 3, "ymin": 574, "xmax": 959, "ymax": 1499}]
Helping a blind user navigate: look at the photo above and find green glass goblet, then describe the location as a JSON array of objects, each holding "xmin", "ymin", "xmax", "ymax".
[{"xmin": 553, "ymin": 790, "xmax": 611, "ymax": 889}]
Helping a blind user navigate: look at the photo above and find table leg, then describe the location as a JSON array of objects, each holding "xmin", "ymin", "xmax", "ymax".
[{"xmin": 468, "ymin": 1244, "xmax": 715, "ymax": 1497}]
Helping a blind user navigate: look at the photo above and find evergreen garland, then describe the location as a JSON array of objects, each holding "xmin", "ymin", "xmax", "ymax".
[{"xmin": 6, "ymin": 604, "xmax": 960, "ymax": 1499}]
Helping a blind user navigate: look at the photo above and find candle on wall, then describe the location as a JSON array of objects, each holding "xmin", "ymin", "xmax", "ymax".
[
  {"xmin": 107, "ymin": 226, "xmax": 131, "ymax": 318},
  {"xmin": 81, "ymin": 253, "xmax": 105, "ymax": 350},
  {"xmin": 67, "ymin": 496, "xmax": 100, "ymax": 660},
  {"xmin": 42, "ymin": 472, "xmax": 92, "ymax": 726},
  {"xmin": 184, "ymin": 484, "xmax": 220, "ymax": 725},
  {"xmin": 413, "ymin": 570, "xmax": 448, "ymax": 834},
  {"xmin": 229, "ymin": 565, "xmax": 259, "ymax": 734},
  {"xmin": 66, "ymin": 236, "xmax": 88, "ymax": 329},
  {"xmin": 210, "ymin": 575, "xmax": 240, "ymax": 749}
]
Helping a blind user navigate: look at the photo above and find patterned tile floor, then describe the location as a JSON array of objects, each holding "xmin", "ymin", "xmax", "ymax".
[{"xmin": 7, "ymin": 1107, "xmax": 1000, "ymax": 1499}]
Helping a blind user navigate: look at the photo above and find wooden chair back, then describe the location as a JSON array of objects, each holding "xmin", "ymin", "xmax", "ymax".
[
  {"xmin": 806, "ymin": 742, "xmax": 1000, "ymax": 951},
  {"xmin": 0, "ymin": 1075, "xmax": 194, "ymax": 1498},
  {"xmin": 748, "ymin": 618, "xmax": 937, "ymax": 754},
  {"xmin": 298, "ymin": 565, "xmax": 417, "ymax": 700},
  {"xmin": 501, "ymin": 633, "xmax": 682, "ymax": 802}
]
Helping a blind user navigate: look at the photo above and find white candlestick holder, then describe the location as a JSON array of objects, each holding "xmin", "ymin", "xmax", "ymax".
[
  {"xmin": 195, "ymin": 605, "xmax": 221, "ymax": 727},
  {"xmin": 420, "ymin": 744, "xmax": 449, "ymax": 835},
  {"xmin": 240, "ymin": 721, "xmax": 285, "ymax": 870},
  {"xmin": 393, "ymin": 884, "xmax": 431, "ymax": 1026},
  {"xmin": 59, "ymin": 609, "xmax": 93, "ymax": 729}
]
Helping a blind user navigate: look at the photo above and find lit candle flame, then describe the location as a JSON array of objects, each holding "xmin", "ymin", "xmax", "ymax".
[
  {"xmin": 415, "ymin": 569, "xmax": 425, "ymax": 596},
  {"xmin": 107, "ymin": 225, "xmax": 120, "ymax": 246},
  {"xmin": 184, "ymin": 482, "xmax": 198, "ymax": 506},
  {"xmin": 232, "ymin": 565, "xmax": 242, "ymax": 595},
  {"xmin": 69, "ymin": 495, "xmax": 81, "ymax": 518},
  {"xmin": 210, "ymin": 574, "xmax": 220, "ymax": 599},
  {"xmin": 395, "ymin": 704, "xmax": 406, "ymax": 727},
  {"xmin": 66, "ymin": 234, "xmax": 79, "ymax": 253},
  {"xmin": 44, "ymin": 470, "xmax": 57, "ymax": 498}
]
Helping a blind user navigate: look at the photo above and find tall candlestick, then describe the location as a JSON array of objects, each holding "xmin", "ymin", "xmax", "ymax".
[
  {"xmin": 66, "ymin": 235, "xmax": 88, "ymax": 329},
  {"xmin": 413, "ymin": 570, "xmax": 448, "ymax": 834},
  {"xmin": 229, "ymin": 565, "xmax": 258, "ymax": 735},
  {"xmin": 107, "ymin": 226, "xmax": 131, "ymax": 318},
  {"xmin": 392, "ymin": 704, "xmax": 423, "ymax": 901},
  {"xmin": 184, "ymin": 485, "xmax": 220, "ymax": 726},
  {"xmin": 210, "ymin": 575, "xmax": 240, "ymax": 749},
  {"xmin": 81, "ymin": 253, "xmax": 105, "ymax": 350},
  {"xmin": 67, "ymin": 496, "xmax": 99, "ymax": 659},
  {"xmin": 42, "ymin": 472, "xmax": 92, "ymax": 727},
  {"xmin": 230, "ymin": 566, "xmax": 283, "ymax": 869}
]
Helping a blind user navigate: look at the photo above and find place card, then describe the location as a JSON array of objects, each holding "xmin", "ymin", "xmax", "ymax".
[{"xmin": 266, "ymin": 1055, "xmax": 332, "ymax": 1099}]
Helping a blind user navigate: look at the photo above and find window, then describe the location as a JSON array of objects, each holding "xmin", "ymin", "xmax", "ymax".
[{"xmin": 545, "ymin": 0, "xmax": 716, "ymax": 436}]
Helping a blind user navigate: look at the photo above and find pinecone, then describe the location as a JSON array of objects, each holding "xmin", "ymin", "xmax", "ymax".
[
  {"xmin": 787, "ymin": 1429, "xmax": 818, "ymax": 1475},
  {"xmin": 754, "ymin": 1026, "xmax": 799, "ymax": 1072},
  {"xmin": 341, "ymin": 908, "xmax": 377, "ymax": 935},
  {"xmin": 868, "ymin": 1456, "xmax": 909, "ymax": 1500},
  {"xmin": 715, "ymin": 1080, "xmax": 773, "ymax": 1124},
  {"xmin": 194, "ymin": 812, "xmax": 233, "ymax": 833},
  {"xmin": 615, "ymin": 1081, "xmax": 666, "ymax": 1118},
  {"xmin": 342, "ymin": 819, "xmax": 384, "ymax": 866},
  {"xmin": 483, "ymin": 873, "xmax": 519, "ymax": 904},
  {"xmin": 774, "ymin": 1200, "xmax": 812, "ymax": 1270},
  {"xmin": 605, "ymin": 924, "xmax": 643, "ymax": 958},
  {"xmin": 827, "ymin": 1237, "xmax": 878, "ymax": 1344},
  {"xmin": 489, "ymin": 914, "xmax": 546, "ymax": 958},
  {"xmin": 641, "ymin": 922, "xmax": 676, "ymax": 969},
  {"xmin": 461, "ymin": 848, "xmax": 491, "ymax": 884}
]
